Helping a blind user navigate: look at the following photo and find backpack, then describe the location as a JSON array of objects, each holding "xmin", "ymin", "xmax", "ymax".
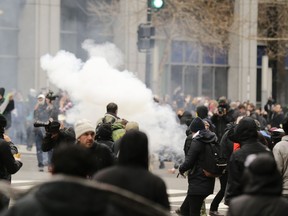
[
  {"xmin": 199, "ymin": 141, "xmax": 227, "ymax": 178},
  {"xmin": 96, "ymin": 116, "xmax": 125, "ymax": 141}
]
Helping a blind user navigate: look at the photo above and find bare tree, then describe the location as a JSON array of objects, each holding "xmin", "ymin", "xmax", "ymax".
[{"xmin": 87, "ymin": 0, "xmax": 288, "ymax": 103}]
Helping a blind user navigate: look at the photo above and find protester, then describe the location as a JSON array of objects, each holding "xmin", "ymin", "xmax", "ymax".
[
  {"xmin": 227, "ymin": 152, "xmax": 288, "ymax": 216},
  {"xmin": 268, "ymin": 103, "xmax": 284, "ymax": 129},
  {"xmin": 96, "ymin": 102, "xmax": 127, "ymax": 142},
  {"xmin": 95, "ymin": 122, "xmax": 114, "ymax": 151},
  {"xmin": 211, "ymin": 97, "xmax": 234, "ymax": 141},
  {"xmin": 272, "ymin": 116, "xmax": 288, "ymax": 200},
  {"xmin": 93, "ymin": 130, "xmax": 170, "ymax": 210},
  {"xmin": 225, "ymin": 117, "xmax": 270, "ymax": 204},
  {"xmin": 74, "ymin": 119, "xmax": 114, "ymax": 173},
  {"xmin": 209, "ymin": 116, "xmax": 245, "ymax": 216},
  {"xmin": 41, "ymin": 120, "xmax": 76, "ymax": 154},
  {"xmin": 178, "ymin": 117, "xmax": 217, "ymax": 216},
  {"xmin": 33, "ymin": 94, "xmax": 49, "ymax": 172}
]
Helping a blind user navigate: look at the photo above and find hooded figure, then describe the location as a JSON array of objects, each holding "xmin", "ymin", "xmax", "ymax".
[
  {"xmin": 178, "ymin": 117, "xmax": 218, "ymax": 216},
  {"xmin": 93, "ymin": 130, "xmax": 170, "ymax": 210},
  {"xmin": 225, "ymin": 117, "xmax": 269, "ymax": 205},
  {"xmin": 227, "ymin": 153, "xmax": 288, "ymax": 216}
]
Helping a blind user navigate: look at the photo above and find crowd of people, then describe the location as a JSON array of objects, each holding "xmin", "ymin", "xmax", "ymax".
[{"xmin": 0, "ymin": 85, "xmax": 288, "ymax": 215}]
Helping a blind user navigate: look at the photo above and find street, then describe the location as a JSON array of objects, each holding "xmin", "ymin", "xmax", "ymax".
[{"xmin": 11, "ymin": 144, "xmax": 228, "ymax": 215}]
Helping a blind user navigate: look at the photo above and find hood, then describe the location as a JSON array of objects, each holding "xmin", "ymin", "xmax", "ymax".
[
  {"xmin": 194, "ymin": 129, "xmax": 218, "ymax": 144},
  {"xmin": 243, "ymin": 153, "xmax": 282, "ymax": 196},
  {"xmin": 118, "ymin": 130, "xmax": 149, "ymax": 169},
  {"xmin": 234, "ymin": 117, "xmax": 258, "ymax": 143}
]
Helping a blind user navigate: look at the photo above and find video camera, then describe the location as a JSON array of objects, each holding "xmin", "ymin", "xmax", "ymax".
[
  {"xmin": 46, "ymin": 90, "xmax": 59, "ymax": 101},
  {"xmin": 34, "ymin": 120, "xmax": 60, "ymax": 133},
  {"xmin": 218, "ymin": 100, "xmax": 228, "ymax": 115}
]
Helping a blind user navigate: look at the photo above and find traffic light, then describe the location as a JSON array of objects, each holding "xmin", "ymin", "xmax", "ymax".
[
  {"xmin": 137, "ymin": 23, "xmax": 155, "ymax": 51},
  {"xmin": 149, "ymin": 0, "xmax": 164, "ymax": 10}
]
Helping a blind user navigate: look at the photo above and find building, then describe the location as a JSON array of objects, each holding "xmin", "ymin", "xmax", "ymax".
[{"xmin": 0, "ymin": 0, "xmax": 287, "ymax": 107}]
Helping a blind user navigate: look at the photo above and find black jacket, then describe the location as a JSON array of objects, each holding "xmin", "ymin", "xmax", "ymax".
[
  {"xmin": 0, "ymin": 139, "xmax": 22, "ymax": 181},
  {"xmin": 211, "ymin": 110, "xmax": 234, "ymax": 141},
  {"xmin": 94, "ymin": 165, "xmax": 170, "ymax": 210},
  {"xmin": 179, "ymin": 129, "xmax": 217, "ymax": 196},
  {"xmin": 89, "ymin": 141, "xmax": 115, "ymax": 173},
  {"xmin": 228, "ymin": 156, "xmax": 288, "ymax": 216},
  {"xmin": 94, "ymin": 130, "xmax": 170, "ymax": 210},
  {"xmin": 225, "ymin": 139, "xmax": 269, "ymax": 204}
]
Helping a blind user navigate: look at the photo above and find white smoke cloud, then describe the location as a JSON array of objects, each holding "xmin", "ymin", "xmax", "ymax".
[{"xmin": 40, "ymin": 40, "xmax": 186, "ymax": 158}]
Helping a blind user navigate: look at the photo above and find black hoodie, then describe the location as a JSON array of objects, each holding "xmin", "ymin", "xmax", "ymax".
[
  {"xmin": 179, "ymin": 129, "xmax": 217, "ymax": 195},
  {"xmin": 94, "ymin": 130, "xmax": 170, "ymax": 210}
]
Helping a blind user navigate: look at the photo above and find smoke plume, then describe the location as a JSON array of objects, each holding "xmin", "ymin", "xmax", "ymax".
[{"xmin": 40, "ymin": 40, "xmax": 186, "ymax": 157}]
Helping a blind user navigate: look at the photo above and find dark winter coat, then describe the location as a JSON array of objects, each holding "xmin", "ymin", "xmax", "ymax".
[
  {"xmin": 225, "ymin": 139, "xmax": 269, "ymax": 204},
  {"xmin": 270, "ymin": 112, "xmax": 285, "ymax": 128},
  {"xmin": 88, "ymin": 141, "xmax": 115, "ymax": 173},
  {"xmin": 0, "ymin": 139, "xmax": 22, "ymax": 181},
  {"xmin": 179, "ymin": 129, "xmax": 217, "ymax": 196},
  {"xmin": 94, "ymin": 166, "xmax": 170, "ymax": 210},
  {"xmin": 227, "ymin": 153, "xmax": 288, "ymax": 216},
  {"xmin": 94, "ymin": 130, "xmax": 170, "ymax": 210}
]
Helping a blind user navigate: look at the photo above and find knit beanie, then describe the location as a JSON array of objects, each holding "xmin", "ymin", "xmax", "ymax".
[
  {"xmin": 97, "ymin": 123, "xmax": 112, "ymax": 139},
  {"xmin": 74, "ymin": 119, "xmax": 95, "ymax": 139},
  {"xmin": 189, "ymin": 117, "xmax": 205, "ymax": 133},
  {"xmin": 234, "ymin": 117, "xmax": 258, "ymax": 142}
]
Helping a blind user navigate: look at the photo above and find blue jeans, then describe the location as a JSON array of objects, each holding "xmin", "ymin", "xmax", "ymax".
[{"xmin": 34, "ymin": 127, "xmax": 45, "ymax": 167}]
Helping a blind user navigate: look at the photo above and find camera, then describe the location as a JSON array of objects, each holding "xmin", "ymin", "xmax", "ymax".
[
  {"xmin": 34, "ymin": 121, "xmax": 50, "ymax": 128},
  {"xmin": 218, "ymin": 106, "xmax": 226, "ymax": 115},
  {"xmin": 34, "ymin": 120, "xmax": 60, "ymax": 133},
  {"xmin": 46, "ymin": 90, "xmax": 58, "ymax": 101},
  {"xmin": 218, "ymin": 100, "xmax": 228, "ymax": 115}
]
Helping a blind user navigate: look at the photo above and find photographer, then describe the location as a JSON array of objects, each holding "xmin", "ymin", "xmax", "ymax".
[
  {"xmin": 35, "ymin": 120, "xmax": 75, "ymax": 152},
  {"xmin": 211, "ymin": 97, "xmax": 235, "ymax": 141},
  {"xmin": 33, "ymin": 91, "xmax": 59, "ymax": 172}
]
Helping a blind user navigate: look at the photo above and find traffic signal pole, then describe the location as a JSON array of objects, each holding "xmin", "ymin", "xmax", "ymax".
[{"xmin": 145, "ymin": 3, "xmax": 152, "ymax": 88}]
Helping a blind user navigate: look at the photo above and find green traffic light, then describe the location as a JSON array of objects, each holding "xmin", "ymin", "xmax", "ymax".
[{"xmin": 150, "ymin": 0, "xmax": 164, "ymax": 9}]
